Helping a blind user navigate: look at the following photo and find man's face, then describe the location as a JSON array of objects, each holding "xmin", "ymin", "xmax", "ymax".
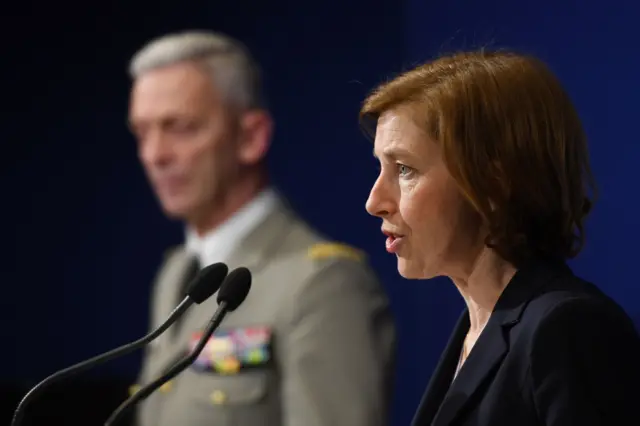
[{"xmin": 129, "ymin": 62, "xmax": 239, "ymax": 224}]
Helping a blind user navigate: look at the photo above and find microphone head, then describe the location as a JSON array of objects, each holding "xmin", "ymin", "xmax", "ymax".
[
  {"xmin": 216, "ymin": 267, "xmax": 252, "ymax": 312},
  {"xmin": 187, "ymin": 262, "xmax": 229, "ymax": 304}
]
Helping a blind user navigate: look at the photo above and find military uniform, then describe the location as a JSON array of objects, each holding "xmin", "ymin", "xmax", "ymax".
[{"xmin": 132, "ymin": 197, "xmax": 396, "ymax": 426}]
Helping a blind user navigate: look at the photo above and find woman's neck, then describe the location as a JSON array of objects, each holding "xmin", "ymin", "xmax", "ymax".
[{"xmin": 451, "ymin": 248, "xmax": 517, "ymax": 335}]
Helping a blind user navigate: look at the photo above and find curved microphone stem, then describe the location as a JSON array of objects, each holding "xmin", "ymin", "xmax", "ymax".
[
  {"xmin": 11, "ymin": 298, "xmax": 193, "ymax": 426},
  {"xmin": 104, "ymin": 301, "xmax": 230, "ymax": 426}
]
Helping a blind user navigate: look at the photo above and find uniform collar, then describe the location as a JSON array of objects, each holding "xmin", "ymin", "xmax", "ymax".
[{"xmin": 185, "ymin": 188, "xmax": 279, "ymax": 267}]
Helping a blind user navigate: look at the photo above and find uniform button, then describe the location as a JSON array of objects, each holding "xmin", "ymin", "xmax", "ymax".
[
  {"xmin": 128, "ymin": 385, "xmax": 141, "ymax": 396},
  {"xmin": 159, "ymin": 381, "xmax": 173, "ymax": 393},
  {"xmin": 210, "ymin": 390, "xmax": 227, "ymax": 405}
]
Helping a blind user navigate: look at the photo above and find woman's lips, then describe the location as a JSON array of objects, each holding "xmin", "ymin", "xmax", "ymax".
[{"xmin": 383, "ymin": 229, "xmax": 405, "ymax": 253}]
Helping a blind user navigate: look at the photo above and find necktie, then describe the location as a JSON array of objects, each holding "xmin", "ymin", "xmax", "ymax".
[
  {"xmin": 172, "ymin": 256, "xmax": 201, "ymax": 337},
  {"xmin": 180, "ymin": 256, "xmax": 201, "ymax": 299}
]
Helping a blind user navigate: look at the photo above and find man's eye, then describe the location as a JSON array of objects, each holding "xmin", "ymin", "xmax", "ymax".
[{"xmin": 168, "ymin": 122, "xmax": 196, "ymax": 133}]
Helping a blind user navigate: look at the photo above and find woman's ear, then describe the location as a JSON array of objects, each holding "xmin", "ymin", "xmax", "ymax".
[{"xmin": 237, "ymin": 110, "xmax": 273, "ymax": 165}]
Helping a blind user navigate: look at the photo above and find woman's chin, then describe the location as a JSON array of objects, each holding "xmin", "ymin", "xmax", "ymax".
[
  {"xmin": 397, "ymin": 258, "xmax": 431, "ymax": 280},
  {"xmin": 398, "ymin": 257, "xmax": 441, "ymax": 280}
]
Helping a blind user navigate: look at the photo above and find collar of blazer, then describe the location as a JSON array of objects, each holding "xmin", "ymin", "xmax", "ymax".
[{"xmin": 413, "ymin": 257, "xmax": 572, "ymax": 426}]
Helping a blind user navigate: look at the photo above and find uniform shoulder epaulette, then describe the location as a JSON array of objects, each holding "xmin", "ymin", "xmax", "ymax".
[{"xmin": 307, "ymin": 242, "xmax": 365, "ymax": 262}]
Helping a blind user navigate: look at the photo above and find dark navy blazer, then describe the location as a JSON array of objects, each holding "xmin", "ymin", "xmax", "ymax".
[{"xmin": 412, "ymin": 258, "xmax": 640, "ymax": 426}]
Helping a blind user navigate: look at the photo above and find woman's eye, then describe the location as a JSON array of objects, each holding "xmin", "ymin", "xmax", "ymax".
[{"xmin": 397, "ymin": 164, "xmax": 412, "ymax": 176}]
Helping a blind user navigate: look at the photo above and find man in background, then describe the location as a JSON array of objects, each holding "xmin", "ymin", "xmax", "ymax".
[{"xmin": 127, "ymin": 31, "xmax": 396, "ymax": 426}]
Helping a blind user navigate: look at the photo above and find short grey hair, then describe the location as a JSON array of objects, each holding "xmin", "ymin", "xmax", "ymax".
[{"xmin": 129, "ymin": 31, "xmax": 266, "ymax": 110}]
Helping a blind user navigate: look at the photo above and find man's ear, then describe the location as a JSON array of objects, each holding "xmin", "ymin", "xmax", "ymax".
[{"xmin": 237, "ymin": 110, "xmax": 273, "ymax": 165}]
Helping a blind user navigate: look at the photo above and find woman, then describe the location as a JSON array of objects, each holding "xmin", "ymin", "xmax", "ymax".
[{"xmin": 361, "ymin": 50, "xmax": 640, "ymax": 426}]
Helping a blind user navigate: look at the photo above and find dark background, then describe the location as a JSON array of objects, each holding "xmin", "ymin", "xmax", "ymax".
[{"xmin": 2, "ymin": 0, "xmax": 639, "ymax": 425}]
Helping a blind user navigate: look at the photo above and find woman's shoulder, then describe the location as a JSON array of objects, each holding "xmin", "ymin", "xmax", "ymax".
[
  {"xmin": 500, "ymin": 258, "xmax": 638, "ymax": 351},
  {"xmin": 527, "ymin": 270, "xmax": 631, "ymax": 328},
  {"xmin": 513, "ymin": 270, "xmax": 640, "ymax": 424},
  {"xmin": 520, "ymin": 271, "xmax": 639, "ymax": 354}
]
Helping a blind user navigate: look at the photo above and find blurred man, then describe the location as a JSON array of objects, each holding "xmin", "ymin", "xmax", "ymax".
[{"xmin": 127, "ymin": 31, "xmax": 396, "ymax": 426}]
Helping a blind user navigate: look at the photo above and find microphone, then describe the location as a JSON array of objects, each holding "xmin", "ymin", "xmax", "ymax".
[
  {"xmin": 104, "ymin": 266, "xmax": 252, "ymax": 426},
  {"xmin": 10, "ymin": 262, "xmax": 229, "ymax": 426}
]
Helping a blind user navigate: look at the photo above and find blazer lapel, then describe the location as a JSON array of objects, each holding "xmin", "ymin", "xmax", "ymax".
[
  {"xmin": 154, "ymin": 250, "xmax": 199, "ymax": 338},
  {"xmin": 430, "ymin": 313, "xmax": 510, "ymax": 426},
  {"xmin": 224, "ymin": 198, "xmax": 294, "ymax": 274},
  {"xmin": 151, "ymin": 199, "xmax": 300, "ymax": 383},
  {"xmin": 183, "ymin": 199, "xmax": 296, "ymax": 330},
  {"xmin": 412, "ymin": 312, "xmax": 469, "ymax": 426},
  {"xmin": 145, "ymin": 249, "xmax": 201, "ymax": 380},
  {"xmin": 425, "ymin": 258, "xmax": 569, "ymax": 426}
]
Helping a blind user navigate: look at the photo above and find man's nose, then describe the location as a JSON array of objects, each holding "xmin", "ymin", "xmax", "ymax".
[{"xmin": 139, "ymin": 130, "xmax": 172, "ymax": 166}]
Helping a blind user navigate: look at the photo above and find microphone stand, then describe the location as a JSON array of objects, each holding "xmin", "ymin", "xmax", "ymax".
[
  {"xmin": 11, "ymin": 298, "xmax": 192, "ymax": 426},
  {"xmin": 104, "ymin": 301, "xmax": 230, "ymax": 426}
]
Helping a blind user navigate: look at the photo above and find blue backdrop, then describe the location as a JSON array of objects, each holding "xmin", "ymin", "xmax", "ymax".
[{"xmin": 4, "ymin": 1, "xmax": 638, "ymax": 425}]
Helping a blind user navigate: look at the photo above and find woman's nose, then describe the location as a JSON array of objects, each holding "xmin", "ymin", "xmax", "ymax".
[{"xmin": 365, "ymin": 176, "xmax": 395, "ymax": 218}]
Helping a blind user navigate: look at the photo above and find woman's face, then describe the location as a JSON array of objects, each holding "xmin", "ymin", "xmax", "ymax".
[{"xmin": 366, "ymin": 106, "xmax": 484, "ymax": 280}]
